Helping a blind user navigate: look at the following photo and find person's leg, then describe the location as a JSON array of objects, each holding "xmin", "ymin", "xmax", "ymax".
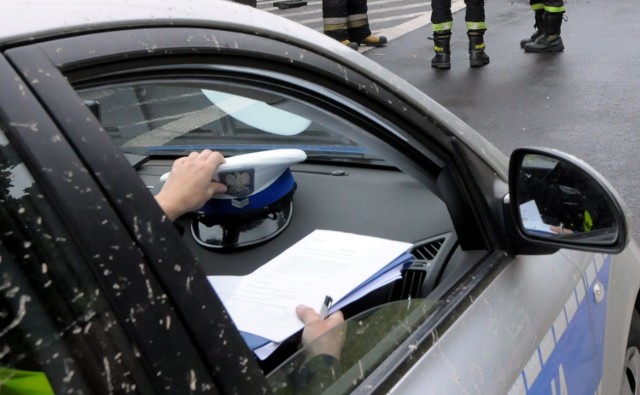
[
  {"xmin": 323, "ymin": 0, "xmax": 357, "ymax": 48},
  {"xmin": 346, "ymin": 0, "xmax": 387, "ymax": 46},
  {"xmin": 465, "ymin": 0, "xmax": 489, "ymax": 67},
  {"xmin": 520, "ymin": 0, "xmax": 545, "ymax": 48},
  {"xmin": 523, "ymin": 0, "xmax": 565, "ymax": 52},
  {"xmin": 430, "ymin": 0, "xmax": 453, "ymax": 69}
]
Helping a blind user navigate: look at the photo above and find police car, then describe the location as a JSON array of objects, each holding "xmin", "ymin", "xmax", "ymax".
[{"xmin": 1, "ymin": 1, "xmax": 639, "ymax": 394}]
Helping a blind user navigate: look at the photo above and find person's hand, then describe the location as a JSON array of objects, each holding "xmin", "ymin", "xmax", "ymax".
[
  {"xmin": 155, "ymin": 150, "xmax": 227, "ymax": 221},
  {"xmin": 296, "ymin": 304, "xmax": 346, "ymax": 360},
  {"xmin": 549, "ymin": 224, "xmax": 574, "ymax": 235}
]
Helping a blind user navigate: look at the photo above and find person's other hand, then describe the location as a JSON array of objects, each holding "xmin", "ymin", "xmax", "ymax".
[
  {"xmin": 155, "ymin": 150, "xmax": 227, "ymax": 221},
  {"xmin": 296, "ymin": 304, "xmax": 346, "ymax": 360},
  {"xmin": 549, "ymin": 224, "xmax": 574, "ymax": 235}
]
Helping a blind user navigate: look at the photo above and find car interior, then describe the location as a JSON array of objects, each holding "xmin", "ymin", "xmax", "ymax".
[{"xmin": 76, "ymin": 79, "xmax": 483, "ymax": 381}]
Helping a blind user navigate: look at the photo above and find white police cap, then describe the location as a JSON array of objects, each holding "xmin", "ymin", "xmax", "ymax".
[{"xmin": 190, "ymin": 149, "xmax": 306, "ymax": 249}]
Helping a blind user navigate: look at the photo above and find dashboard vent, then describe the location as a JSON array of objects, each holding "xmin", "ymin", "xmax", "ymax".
[
  {"xmin": 411, "ymin": 237, "xmax": 445, "ymax": 269},
  {"xmin": 394, "ymin": 236, "xmax": 446, "ymax": 299}
]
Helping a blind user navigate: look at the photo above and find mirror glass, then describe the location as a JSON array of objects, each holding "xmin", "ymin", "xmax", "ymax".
[{"xmin": 515, "ymin": 153, "xmax": 618, "ymax": 245}]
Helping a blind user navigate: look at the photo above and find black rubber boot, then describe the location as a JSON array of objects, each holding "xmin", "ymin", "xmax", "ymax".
[
  {"xmin": 431, "ymin": 31, "xmax": 451, "ymax": 69},
  {"xmin": 468, "ymin": 30, "xmax": 490, "ymax": 67},
  {"xmin": 524, "ymin": 12, "xmax": 565, "ymax": 53},
  {"xmin": 520, "ymin": 10, "xmax": 544, "ymax": 48}
]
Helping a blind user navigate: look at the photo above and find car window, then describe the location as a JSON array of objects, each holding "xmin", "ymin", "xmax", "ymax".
[
  {"xmin": 0, "ymin": 129, "xmax": 154, "ymax": 393},
  {"xmin": 266, "ymin": 298, "xmax": 441, "ymax": 394},
  {"xmin": 72, "ymin": 73, "xmax": 461, "ymax": 392},
  {"xmin": 78, "ymin": 83, "xmax": 387, "ymax": 166}
]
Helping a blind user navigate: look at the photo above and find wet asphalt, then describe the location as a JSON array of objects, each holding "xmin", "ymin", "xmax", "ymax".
[{"xmin": 361, "ymin": 0, "xmax": 640, "ymax": 239}]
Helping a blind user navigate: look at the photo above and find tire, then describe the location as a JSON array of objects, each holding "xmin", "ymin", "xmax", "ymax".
[{"xmin": 622, "ymin": 309, "xmax": 640, "ymax": 395}]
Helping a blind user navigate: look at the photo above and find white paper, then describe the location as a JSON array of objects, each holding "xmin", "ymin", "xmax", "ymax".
[
  {"xmin": 520, "ymin": 200, "xmax": 555, "ymax": 233},
  {"xmin": 217, "ymin": 229, "xmax": 412, "ymax": 343}
]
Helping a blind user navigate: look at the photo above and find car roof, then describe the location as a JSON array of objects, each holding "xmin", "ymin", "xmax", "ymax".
[
  {"xmin": 1, "ymin": 0, "xmax": 509, "ymax": 178},
  {"xmin": 0, "ymin": 0, "xmax": 313, "ymax": 46}
]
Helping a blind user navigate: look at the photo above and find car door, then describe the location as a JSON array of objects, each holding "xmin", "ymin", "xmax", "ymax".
[
  {"xmin": 507, "ymin": 251, "xmax": 607, "ymax": 395},
  {"xmin": 1, "ymin": 25, "xmax": 502, "ymax": 393},
  {"xmin": 0, "ymin": 53, "xmax": 269, "ymax": 394},
  {"xmin": 1, "ymin": 24, "xmax": 612, "ymax": 395}
]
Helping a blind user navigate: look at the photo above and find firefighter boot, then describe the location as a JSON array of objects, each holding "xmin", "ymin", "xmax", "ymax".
[
  {"xmin": 520, "ymin": 10, "xmax": 544, "ymax": 48},
  {"xmin": 431, "ymin": 31, "xmax": 451, "ymax": 69},
  {"xmin": 468, "ymin": 30, "xmax": 490, "ymax": 67},
  {"xmin": 524, "ymin": 12, "xmax": 565, "ymax": 53}
]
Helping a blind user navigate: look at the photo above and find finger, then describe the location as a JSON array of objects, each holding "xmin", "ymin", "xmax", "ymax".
[
  {"xmin": 326, "ymin": 310, "xmax": 344, "ymax": 327},
  {"xmin": 208, "ymin": 182, "xmax": 228, "ymax": 196},
  {"xmin": 198, "ymin": 149, "xmax": 213, "ymax": 161},
  {"xmin": 172, "ymin": 156, "xmax": 187, "ymax": 169},
  {"xmin": 296, "ymin": 304, "xmax": 321, "ymax": 325},
  {"xmin": 208, "ymin": 151, "xmax": 226, "ymax": 167},
  {"xmin": 186, "ymin": 151, "xmax": 199, "ymax": 161},
  {"xmin": 328, "ymin": 310, "xmax": 344, "ymax": 322}
]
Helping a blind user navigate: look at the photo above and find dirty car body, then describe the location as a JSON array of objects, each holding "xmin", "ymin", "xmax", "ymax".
[{"xmin": 1, "ymin": 1, "xmax": 640, "ymax": 394}]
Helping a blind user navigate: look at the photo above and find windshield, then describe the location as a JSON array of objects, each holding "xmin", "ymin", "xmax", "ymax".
[{"xmin": 78, "ymin": 83, "xmax": 387, "ymax": 165}]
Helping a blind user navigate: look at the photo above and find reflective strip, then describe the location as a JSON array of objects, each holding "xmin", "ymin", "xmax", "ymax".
[
  {"xmin": 583, "ymin": 210, "xmax": 593, "ymax": 231},
  {"xmin": 323, "ymin": 22, "xmax": 348, "ymax": 32},
  {"xmin": 347, "ymin": 14, "xmax": 368, "ymax": 29},
  {"xmin": 346, "ymin": 13, "xmax": 367, "ymax": 22},
  {"xmin": 323, "ymin": 17, "xmax": 347, "ymax": 25},
  {"xmin": 564, "ymin": 288, "xmax": 578, "ymax": 322},
  {"xmin": 347, "ymin": 19, "xmax": 369, "ymax": 29},
  {"xmin": 432, "ymin": 21, "xmax": 453, "ymax": 32},
  {"xmin": 539, "ymin": 328, "xmax": 555, "ymax": 364},
  {"xmin": 544, "ymin": 5, "xmax": 566, "ymax": 13},
  {"xmin": 508, "ymin": 254, "xmax": 611, "ymax": 394},
  {"xmin": 466, "ymin": 21, "xmax": 487, "ymax": 30},
  {"xmin": 531, "ymin": 3, "xmax": 545, "ymax": 11},
  {"xmin": 508, "ymin": 374, "xmax": 527, "ymax": 395},
  {"xmin": 594, "ymin": 254, "xmax": 605, "ymax": 271},
  {"xmin": 523, "ymin": 350, "xmax": 543, "ymax": 389},
  {"xmin": 0, "ymin": 369, "xmax": 54, "ymax": 395}
]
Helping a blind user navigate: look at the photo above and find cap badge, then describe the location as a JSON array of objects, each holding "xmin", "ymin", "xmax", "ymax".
[{"xmin": 221, "ymin": 169, "xmax": 255, "ymax": 197}]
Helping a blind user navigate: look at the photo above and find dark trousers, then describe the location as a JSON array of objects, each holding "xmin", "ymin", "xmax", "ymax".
[
  {"xmin": 431, "ymin": 0, "xmax": 486, "ymax": 32},
  {"xmin": 323, "ymin": 0, "xmax": 372, "ymax": 42}
]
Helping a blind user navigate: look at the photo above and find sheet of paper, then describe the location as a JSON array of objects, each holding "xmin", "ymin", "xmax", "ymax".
[
  {"xmin": 520, "ymin": 199, "xmax": 555, "ymax": 233},
  {"xmin": 220, "ymin": 229, "xmax": 412, "ymax": 343}
]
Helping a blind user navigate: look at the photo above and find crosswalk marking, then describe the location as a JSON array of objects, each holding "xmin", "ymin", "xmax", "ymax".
[{"xmin": 261, "ymin": 0, "xmax": 466, "ymax": 52}]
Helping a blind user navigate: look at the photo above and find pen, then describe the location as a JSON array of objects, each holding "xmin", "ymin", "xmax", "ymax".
[{"xmin": 319, "ymin": 295, "xmax": 333, "ymax": 320}]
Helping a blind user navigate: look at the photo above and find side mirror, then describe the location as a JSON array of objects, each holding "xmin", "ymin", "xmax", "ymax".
[{"xmin": 508, "ymin": 147, "xmax": 630, "ymax": 253}]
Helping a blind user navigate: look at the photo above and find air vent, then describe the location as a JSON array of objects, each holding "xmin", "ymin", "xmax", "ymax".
[
  {"xmin": 411, "ymin": 237, "xmax": 445, "ymax": 269},
  {"xmin": 394, "ymin": 236, "xmax": 447, "ymax": 299}
]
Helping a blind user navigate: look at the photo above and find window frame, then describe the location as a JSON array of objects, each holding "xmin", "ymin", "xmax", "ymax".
[
  {"xmin": 0, "ymin": 54, "xmax": 263, "ymax": 393},
  {"xmin": 2, "ymin": 24, "xmax": 506, "ymax": 393}
]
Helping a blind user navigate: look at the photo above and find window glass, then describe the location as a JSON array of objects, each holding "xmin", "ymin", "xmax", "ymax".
[
  {"xmin": 267, "ymin": 299, "xmax": 441, "ymax": 394},
  {"xmin": 0, "ymin": 129, "xmax": 153, "ymax": 393},
  {"xmin": 79, "ymin": 84, "xmax": 387, "ymax": 166},
  {"xmin": 76, "ymin": 77, "xmax": 453, "ymax": 392}
]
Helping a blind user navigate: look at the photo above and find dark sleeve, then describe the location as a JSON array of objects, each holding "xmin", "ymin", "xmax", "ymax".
[{"xmin": 272, "ymin": 354, "xmax": 342, "ymax": 395}]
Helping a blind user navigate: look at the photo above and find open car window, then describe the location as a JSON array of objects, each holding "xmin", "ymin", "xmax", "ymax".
[
  {"xmin": 73, "ymin": 70, "xmax": 472, "ymax": 392},
  {"xmin": 266, "ymin": 298, "xmax": 441, "ymax": 394}
]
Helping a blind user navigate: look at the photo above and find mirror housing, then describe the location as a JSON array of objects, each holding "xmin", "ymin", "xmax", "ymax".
[{"xmin": 507, "ymin": 147, "xmax": 630, "ymax": 253}]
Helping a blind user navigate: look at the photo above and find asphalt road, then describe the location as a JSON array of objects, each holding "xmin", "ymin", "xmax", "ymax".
[{"xmin": 270, "ymin": 0, "xmax": 640, "ymax": 239}]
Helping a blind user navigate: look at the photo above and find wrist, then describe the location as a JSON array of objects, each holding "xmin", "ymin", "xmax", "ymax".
[{"xmin": 154, "ymin": 194, "xmax": 181, "ymax": 221}]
